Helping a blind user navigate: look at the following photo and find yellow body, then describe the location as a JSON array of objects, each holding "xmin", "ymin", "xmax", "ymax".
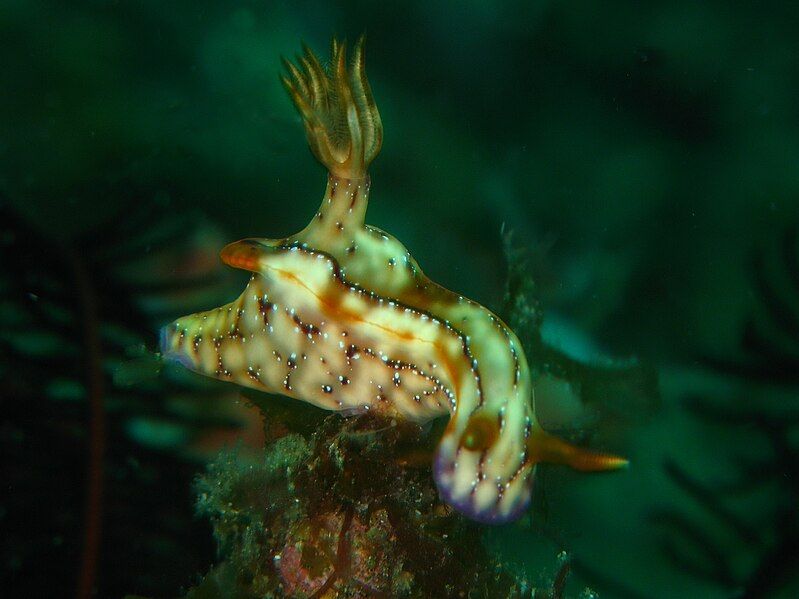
[{"xmin": 161, "ymin": 38, "xmax": 626, "ymax": 523}]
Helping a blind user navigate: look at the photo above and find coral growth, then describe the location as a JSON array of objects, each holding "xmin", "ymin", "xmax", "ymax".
[{"xmin": 187, "ymin": 409, "xmax": 534, "ymax": 598}]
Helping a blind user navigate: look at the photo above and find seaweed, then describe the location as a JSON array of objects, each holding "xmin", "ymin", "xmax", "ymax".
[
  {"xmin": 0, "ymin": 186, "xmax": 240, "ymax": 598},
  {"xmin": 653, "ymin": 225, "xmax": 799, "ymax": 598}
]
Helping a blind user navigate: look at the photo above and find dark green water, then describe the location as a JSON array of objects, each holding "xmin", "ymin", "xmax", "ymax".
[{"xmin": 3, "ymin": 2, "xmax": 798, "ymax": 597}]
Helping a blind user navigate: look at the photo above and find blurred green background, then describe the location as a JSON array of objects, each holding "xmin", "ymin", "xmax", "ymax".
[{"xmin": 3, "ymin": 1, "xmax": 799, "ymax": 597}]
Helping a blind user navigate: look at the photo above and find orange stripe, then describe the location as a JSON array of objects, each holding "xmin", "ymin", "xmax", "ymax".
[{"xmin": 269, "ymin": 261, "xmax": 465, "ymax": 402}]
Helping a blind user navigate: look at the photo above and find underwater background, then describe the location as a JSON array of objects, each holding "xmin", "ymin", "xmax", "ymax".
[{"xmin": 3, "ymin": 1, "xmax": 799, "ymax": 597}]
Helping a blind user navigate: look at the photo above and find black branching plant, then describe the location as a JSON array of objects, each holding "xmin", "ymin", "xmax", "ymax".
[
  {"xmin": 0, "ymin": 186, "xmax": 241, "ymax": 598},
  {"xmin": 654, "ymin": 225, "xmax": 799, "ymax": 598}
]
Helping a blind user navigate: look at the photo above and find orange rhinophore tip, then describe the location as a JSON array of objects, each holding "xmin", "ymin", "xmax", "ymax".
[
  {"xmin": 527, "ymin": 425, "xmax": 629, "ymax": 472},
  {"xmin": 220, "ymin": 239, "xmax": 267, "ymax": 273}
]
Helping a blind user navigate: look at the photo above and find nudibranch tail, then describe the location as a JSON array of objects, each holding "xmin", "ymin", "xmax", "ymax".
[
  {"xmin": 281, "ymin": 35, "xmax": 382, "ymax": 179},
  {"xmin": 527, "ymin": 425, "xmax": 629, "ymax": 472}
]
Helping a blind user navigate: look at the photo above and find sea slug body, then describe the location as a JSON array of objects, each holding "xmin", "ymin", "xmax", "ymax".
[{"xmin": 160, "ymin": 37, "xmax": 627, "ymax": 523}]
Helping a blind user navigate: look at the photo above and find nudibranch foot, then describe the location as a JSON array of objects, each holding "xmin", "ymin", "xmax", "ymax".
[
  {"xmin": 433, "ymin": 445, "xmax": 534, "ymax": 525},
  {"xmin": 431, "ymin": 425, "xmax": 627, "ymax": 524}
]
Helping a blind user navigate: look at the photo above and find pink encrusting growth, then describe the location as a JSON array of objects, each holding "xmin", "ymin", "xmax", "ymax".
[{"xmin": 160, "ymin": 37, "xmax": 627, "ymax": 523}]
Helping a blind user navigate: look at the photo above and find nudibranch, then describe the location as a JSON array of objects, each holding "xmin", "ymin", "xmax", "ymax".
[{"xmin": 160, "ymin": 37, "xmax": 627, "ymax": 523}]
